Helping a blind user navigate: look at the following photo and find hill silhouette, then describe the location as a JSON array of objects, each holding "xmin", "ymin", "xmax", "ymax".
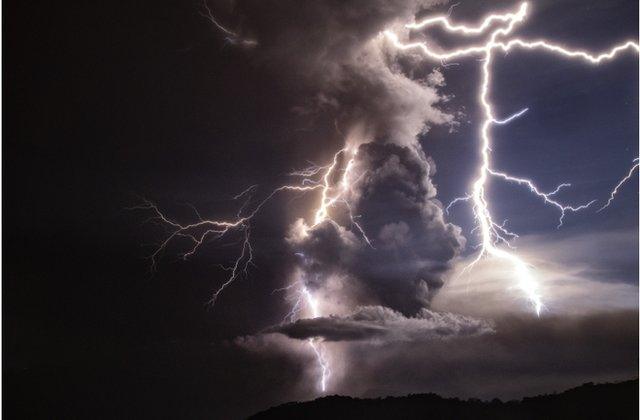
[{"xmin": 250, "ymin": 379, "xmax": 638, "ymax": 419}]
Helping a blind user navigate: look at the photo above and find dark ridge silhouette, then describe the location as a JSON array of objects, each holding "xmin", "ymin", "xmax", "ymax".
[{"xmin": 250, "ymin": 379, "xmax": 638, "ymax": 420}]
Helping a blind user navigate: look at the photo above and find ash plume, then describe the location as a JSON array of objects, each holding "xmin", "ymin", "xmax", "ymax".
[{"xmin": 208, "ymin": 0, "xmax": 465, "ymax": 315}]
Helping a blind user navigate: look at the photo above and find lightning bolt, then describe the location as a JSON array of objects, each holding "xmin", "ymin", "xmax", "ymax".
[
  {"xmin": 131, "ymin": 183, "xmax": 319, "ymax": 305},
  {"xmin": 135, "ymin": 146, "xmax": 367, "ymax": 391},
  {"xmin": 386, "ymin": 1, "xmax": 639, "ymax": 315},
  {"xmin": 136, "ymin": 1, "xmax": 637, "ymax": 393},
  {"xmin": 200, "ymin": 0, "xmax": 258, "ymax": 47},
  {"xmin": 598, "ymin": 158, "xmax": 640, "ymax": 212},
  {"xmin": 134, "ymin": 145, "xmax": 366, "ymax": 298},
  {"xmin": 272, "ymin": 266, "xmax": 331, "ymax": 391},
  {"xmin": 302, "ymin": 287, "xmax": 331, "ymax": 392}
]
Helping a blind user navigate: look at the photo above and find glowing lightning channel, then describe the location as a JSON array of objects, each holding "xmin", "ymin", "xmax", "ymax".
[
  {"xmin": 493, "ymin": 107, "xmax": 528, "ymax": 125},
  {"xmin": 134, "ymin": 145, "xmax": 366, "ymax": 303},
  {"xmin": 200, "ymin": 0, "xmax": 258, "ymax": 47},
  {"xmin": 132, "ymin": 183, "xmax": 321, "ymax": 305},
  {"xmin": 598, "ymin": 158, "xmax": 640, "ymax": 212},
  {"xmin": 273, "ymin": 277, "xmax": 331, "ymax": 391},
  {"xmin": 136, "ymin": 146, "xmax": 366, "ymax": 391},
  {"xmin": 386, "ymin": 1, "xmax": 639, "ymax": 315},
  {"xmin": 406, "ymin": 2, "xmax": 528, "ymax": 35},
  {"xmin": 302, "ymin": 287, "xmax": 330, "ymax": 392}
]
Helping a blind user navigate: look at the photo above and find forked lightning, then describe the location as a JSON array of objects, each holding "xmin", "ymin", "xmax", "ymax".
[{"xmin": 386, "ymin": 1, "xmax": 638, "ymax": 315}]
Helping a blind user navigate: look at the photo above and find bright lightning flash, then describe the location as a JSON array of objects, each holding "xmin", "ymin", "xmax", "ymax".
[
  {"xmin": 273, "ymin": 279, "xmax": 331, "ymax": 392},
  {"xmin": 598, "ymin": 158, "xmax": 640, "ymax": 212},
  {"xmin": 135, "ymin": 1, "xmax": 638, "ymax": 393},
  {"xmin": 302, "ymin": 287, "xmax": 330, "ymax": 392},
  {"xmin": 386, "ymin": 2, "xmax": 639, "ymax": 315},
  {"xmin": 135, "ymin": 146, "xmax": 367, "ymax": 391}
]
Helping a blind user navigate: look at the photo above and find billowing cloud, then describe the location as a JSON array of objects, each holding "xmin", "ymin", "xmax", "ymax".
[
  {"xmin": 334, "ymin": 310, "xmax": 638, "ymax": 400},
  {"xmin": 266, "ymin": 306, "xmax": 493, "ymax": 342},
  {"xmin": 212, "ymin": 0, "xmax": 467, "ymax": 317},
  {"xmin": 210, "ymin": 0, "xmax": 475, "ymax": 395},
  {"xmin": 231, "ymin": 0, "xmax": 454, "ymax": 146},
  {"xmin": 232, "ymin": 310, "xmax": 637, "ymax": 413},
  {"xmin": 289, "ymin": 142, "xmax": 465, "ymax": 315}
]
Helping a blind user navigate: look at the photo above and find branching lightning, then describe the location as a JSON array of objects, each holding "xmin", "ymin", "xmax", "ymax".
[
  {"xmin": 135, "ymin": 146, "xmax": 366, "ymax": 391},
  {"xmin": 135, "ymin": 147, "xmax": 367, "ymax": 296},
  {"xmin": 272, "ymin": 279, "xmax": 331, "ymax": 391},
  {"xmin": 136, "ymin": 1, "xmax": 637, "ymax": 394},
  {"xmin": 386, "ymin": 1, "xmax": 639, "ymax": 315}
]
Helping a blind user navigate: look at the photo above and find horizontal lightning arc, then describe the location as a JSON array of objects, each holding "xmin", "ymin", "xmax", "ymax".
[
  {"xmin": 134, "ymin": 142, "xmax": 368, "ymax": 392},
  {"xmin": 493, "ymin": 107, "xmax": 528, "ymax": 125},
  {"xmin": 488, "ymin": 169, "xmax": 597, "ymax": 228},
  {"xmin": 407, "ymin": 2, "xmax": 528, "ymax": 34},
  {"xmin": 133, "ymin": 145, "xmax": 368, "ymax": 304}
]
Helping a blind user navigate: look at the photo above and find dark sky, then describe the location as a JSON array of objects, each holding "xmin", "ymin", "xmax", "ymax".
[{"xmin": 4, "ymin": 0, "xmax": 638, "ymax": 418}]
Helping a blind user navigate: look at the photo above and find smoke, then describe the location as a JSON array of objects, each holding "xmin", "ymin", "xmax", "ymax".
[
  {"xmin": 210, "ymin": 0, "xmax": 465, "ymax": 317},
  {"xmin": 235, "ymin": 311, "xmax": 638, "ymax": 403},
  {"xmin": 197, "ymin": 5, "xmax": 476, "ymax": 393},
  {"xmin": 288, "ymin": 142, "xmax": 465, "ymax": 315},
  {"xmin": 232, "ymin": 0, "xmax": 454, "ymax": 143}
]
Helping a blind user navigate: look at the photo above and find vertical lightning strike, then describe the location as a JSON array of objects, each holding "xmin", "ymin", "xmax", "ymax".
[
  {"xmin": 136, "ymin": 146, "xmax": 364, "ymax": 391},
  {"xmin": 302, "ymin": 288, "xmax": 330, "ymax": 392},
  {"xmin": 386, "ymin": 2, "xmax": 639, "ymax": 315},
  {"xmin": 273, "ymin": 274, "xmax": 331, "ymax": 392},
  {"xmin": 136, "ymin": 1, "xmax": 637, "ymax": 394},
  {"xmin": 308, "ymin": 338, "xmax": 330, "ymax": 392}
]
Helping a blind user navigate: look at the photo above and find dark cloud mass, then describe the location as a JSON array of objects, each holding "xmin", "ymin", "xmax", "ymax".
[
  {"xmin": 5, "ymin": 0, "xmax": 638, "ymax": 418},
  {"xmin": 211, "ymin": 0, "xmax": 467, "ymax": 318},
  {"xmin": 349, "ymin": 143, "xmax": 465, "ymax": 311},
  {"xmin": 237, "ymin": 310, "xmax": 638, "ymax": 402},
  {"xmin": 335, "ymin": 311, "xmax": 639, "ymax": 400},
  {"xmin": 232, "ymin": 0, "xmax": 453, "ymax": 141},
  {"xmin": 196, "ymin": 5, "xmax": 638, "ymax": 409},
  {"xmin": 290, "ymin": 142, "xmax": 465, "ymax": 315}
]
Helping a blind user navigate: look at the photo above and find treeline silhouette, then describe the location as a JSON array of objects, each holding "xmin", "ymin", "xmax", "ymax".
[{"xmin": 250, "ymin": 379, "xmax": 638, "ymax": 419}]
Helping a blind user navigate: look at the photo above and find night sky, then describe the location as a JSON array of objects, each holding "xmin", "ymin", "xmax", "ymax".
[{"xmin": 4, "ymin": 0, "xmax": 638, "ymax": 418}]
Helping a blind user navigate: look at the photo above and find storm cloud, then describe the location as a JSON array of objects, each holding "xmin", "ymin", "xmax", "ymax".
[
  {"xmin": 209, "ymin": 0, "xmax": 468, "ymax": 316},
  {"xmin": 289, "ymin": 142, "xmax": 465, "ymax": 314},
  {"xmin": 231, "ymin": 0, "xmax": 454, "ymax": 145},
  {"xmin": 333, "ymin": 311, "xmax": 639, "ymax": 400},
  {"xmin": 266, "ymin": 305, "xmax": 493, "ymax": 342},
  {"xmin": 202, "ymin": 0, "xmax": 637, "ymax": 408},
  {"xmin": 235, "ymin": 310, "xmax": 638, "ymax": 407}
]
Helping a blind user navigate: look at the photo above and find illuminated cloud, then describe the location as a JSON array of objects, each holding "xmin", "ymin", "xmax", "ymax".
[
  {"xmin": 288, "ymin": 142, "xmax": 465, "ymax": 316},
  {"xmin": 141, "ymin": 0, "xmax": 637, "ymax": 397},
  {"xmin": 267, "ymin": 305, "xmax": 494, "ymax": 342},
  {"xmin": 432, "ymin": 230, "xmax": 639, "ymax": 317}
]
